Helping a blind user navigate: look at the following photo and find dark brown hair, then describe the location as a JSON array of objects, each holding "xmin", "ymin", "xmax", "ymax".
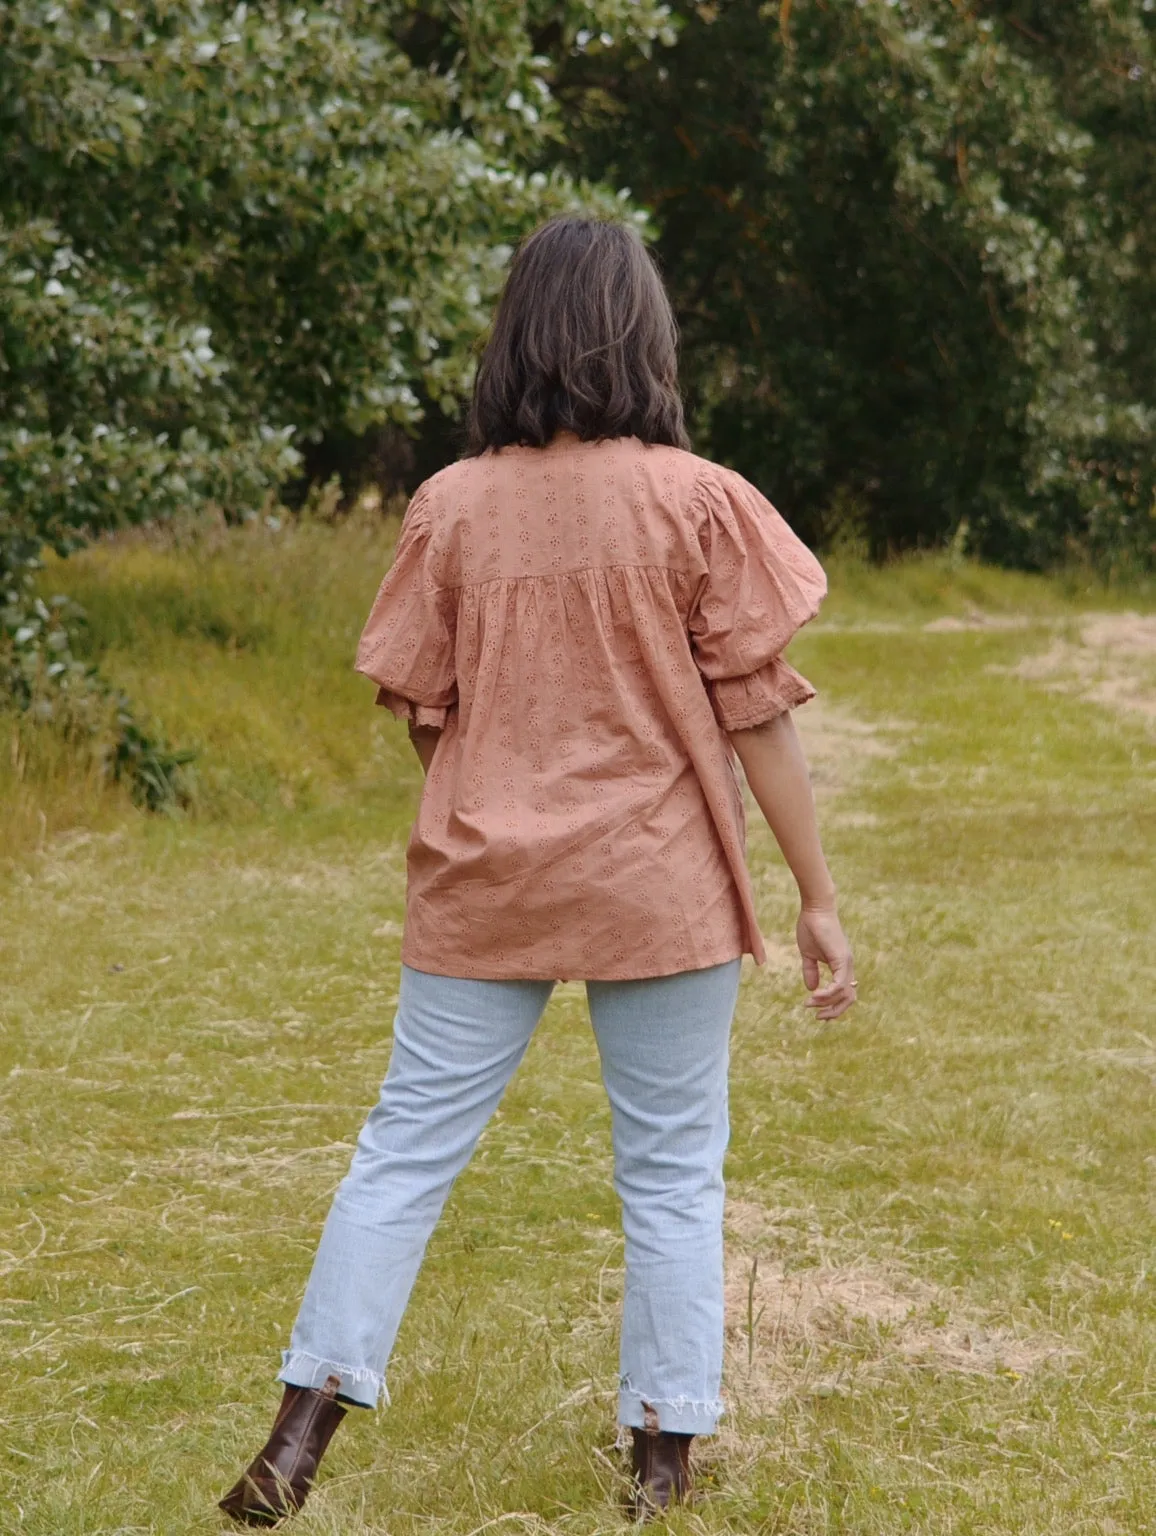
[{"xmin": 467, "ymin": 217, "xmax": 689, "ymax": 453}]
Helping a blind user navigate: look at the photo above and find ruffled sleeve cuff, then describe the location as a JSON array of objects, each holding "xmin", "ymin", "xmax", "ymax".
[
  {"xmin": 708, "ymin": 657, "xmax": 817, "ymax": 732},
  {"xmin": 374, "ymin": 687, "xmax": 451, "ymax": 730}
]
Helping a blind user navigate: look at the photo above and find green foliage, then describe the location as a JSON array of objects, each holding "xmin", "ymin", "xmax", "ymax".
[
  {"xmin": 0, "ymin": 1, "xmax": 666, "ymax": 537},
  {"xmin": 2, "ymin": 534, "xmax": 195, "ymax": 811},
  {"xmin": 106, "ymin": 693, "xmax": 197, "ymax": 810},
  {"xmin": 558, "ymin": 0, "xmax": 1156, "ymax": 569},
  {"xmin": 0, "ymin": 0, "xmax": 669, "ymax": 780}
]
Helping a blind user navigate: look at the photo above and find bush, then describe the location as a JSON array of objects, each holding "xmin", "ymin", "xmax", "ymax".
[{"xmin": 0, "ymin": 0, "xmax": 672, "ymax": 778}]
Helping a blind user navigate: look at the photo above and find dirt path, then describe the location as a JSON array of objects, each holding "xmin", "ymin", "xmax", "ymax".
[{"xmin": 1007, "ymin": 612, "xmax": 1156, "ymax": 724}]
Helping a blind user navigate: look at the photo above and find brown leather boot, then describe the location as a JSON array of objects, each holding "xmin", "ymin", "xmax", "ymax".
[
  {"xmin": 629, "ymin": 1426, "xmax": 694, "ymax": 1520},
  {"xmin": 218, "ymin": 1375, "xmax": 347, "ymax": 1527}
]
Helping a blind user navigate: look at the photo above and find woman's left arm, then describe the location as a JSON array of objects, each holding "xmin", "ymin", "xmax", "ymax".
[{"xmin": 728, "ymin": 710, "xmax": 857, "ymax": 1021}]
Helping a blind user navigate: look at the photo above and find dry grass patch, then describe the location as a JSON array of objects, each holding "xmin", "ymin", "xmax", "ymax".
[
  {"xmin": 1084, "ymin": 1037, "xmax": 1156, "ymax": 1082},
  {"xmin": 787, "ymin": 695, "xmax": 903, "ymax": 814},
  {"xmin": 923, "ymin": 610, "xmax": 1035, "ymax": 633},
  {"xmin": 1006, "ymin": 610, "xmax": 1156, "ymax": 724},
  {"xmin": 721, "ymin": 1199, "xmax": 1067, "ymax": 1420},
  {"xmin": 794, "ymin": 695, "xmax": 899, "ymax": 765}
]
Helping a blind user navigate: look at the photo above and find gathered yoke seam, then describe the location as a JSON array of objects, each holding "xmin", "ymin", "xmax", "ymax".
[{"xmin": 423, "ymin": 559, "xmax": 701, "ymax": 597}]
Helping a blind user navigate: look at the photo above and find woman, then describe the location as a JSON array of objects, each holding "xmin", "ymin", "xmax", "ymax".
[{"xmin": 220, "ymin": 216, "xmax": 855, "ymax": 1526}]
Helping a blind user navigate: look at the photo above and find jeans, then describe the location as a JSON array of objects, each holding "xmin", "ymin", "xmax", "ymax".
[{"xmin": 279, "ymin": 958, "xmax": 741, "ymax": 1434}]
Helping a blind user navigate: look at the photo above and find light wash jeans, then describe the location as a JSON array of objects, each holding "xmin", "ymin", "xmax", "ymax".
[{"xmin": 279, "ymin": 958, "xmax": 741, "ymax": 1434}]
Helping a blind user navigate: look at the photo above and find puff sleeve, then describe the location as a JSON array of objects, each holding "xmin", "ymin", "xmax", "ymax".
[
  {"xmin": 355, "ymin": 485, "xmax": 457, "ymax": 729},
  {"xmin": 688, "ymin": 467, "xmax": 827, "ymax": 732}
]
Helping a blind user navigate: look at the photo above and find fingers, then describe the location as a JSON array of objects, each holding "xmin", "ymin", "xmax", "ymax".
[
  {"xmin": 806, "ymin": 955, "xmax": 854, "ymax": 1002},
  {"xmin": 800, "ymin": 952, "xmax": 821, "ymax": 991},
  {"xmin": 809, "ymin": 991, "xmax": 855, "ymax": 1021},
  {"xmin": 804, "ymin": 950, "xmax": 857, "ymax": 1020}
]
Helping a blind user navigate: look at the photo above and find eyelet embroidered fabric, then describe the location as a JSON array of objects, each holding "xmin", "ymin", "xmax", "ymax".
[{"xmin": 356, "ymin": 434, "xmax": 826, "ymax": 981}]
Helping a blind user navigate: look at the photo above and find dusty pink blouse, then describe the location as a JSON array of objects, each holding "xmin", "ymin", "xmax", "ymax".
[{"xmin": 356, "ymin": 433, "xmax": 826, "ymax": 980}]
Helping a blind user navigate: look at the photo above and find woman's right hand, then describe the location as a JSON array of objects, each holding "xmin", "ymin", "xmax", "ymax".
[{"xmin": 796, "ymin": 905, "xmax": 857, "ymax": 1020}]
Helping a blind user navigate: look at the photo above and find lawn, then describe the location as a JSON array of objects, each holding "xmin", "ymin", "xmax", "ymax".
[{"xmin": 1, "ymin": 517, "xmax": 1153, "ymax": 1534}]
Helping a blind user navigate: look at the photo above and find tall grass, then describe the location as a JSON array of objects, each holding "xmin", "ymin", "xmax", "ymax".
[
  {"xmin": 2, "ymin": 511, "xmax": 413, "ymax": 857},
  {"xmin": 4, "ymin": 514, "xmax": 1151, "ymax": 861},
  {"xmin": 2, "ymin": 515, "xmax": 1154, "ymax": 1534}
]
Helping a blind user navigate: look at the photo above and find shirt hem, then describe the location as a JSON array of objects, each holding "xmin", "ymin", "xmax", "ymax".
[{"xmin": 400, "ymin": 941, "xmax": 753, "ymax": 983}]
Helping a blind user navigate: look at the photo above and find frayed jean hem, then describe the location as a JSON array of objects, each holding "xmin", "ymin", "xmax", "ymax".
[
  {"xmin": 278, "ymin": 1348, "xmax": 385, "ymax": 1409},
  {"xmin": 618, "ymin": 1379, "xmax": 724, "ymax": 1435}
]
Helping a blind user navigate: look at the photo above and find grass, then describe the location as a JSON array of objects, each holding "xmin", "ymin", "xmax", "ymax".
[{"xmin": 1, "ymin": 517, "xmax": 1154, "ymax": 1534}]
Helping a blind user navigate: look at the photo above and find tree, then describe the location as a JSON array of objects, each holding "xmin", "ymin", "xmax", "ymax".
[
  {"xmin": 0, "ymin": 0, "xmax": 672, "ymax": 772},
  {"xmin": 557, "ymin": 0, "xmax": 1156, "ymax": 568}
]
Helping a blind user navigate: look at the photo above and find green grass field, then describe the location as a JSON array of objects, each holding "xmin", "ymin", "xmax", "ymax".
[{"xmin": 2, "ymin": 517, "xmax": 1154, "ymax": 1534}]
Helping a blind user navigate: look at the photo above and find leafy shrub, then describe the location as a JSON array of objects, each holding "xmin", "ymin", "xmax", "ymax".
[{"xmin": 0, "ymin": 0, "xmax": 671, "ymax": 783}]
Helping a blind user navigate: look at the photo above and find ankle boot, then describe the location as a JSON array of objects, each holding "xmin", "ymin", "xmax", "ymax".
[
  {"xmin": 218, "ymin": 1375, "xmax": 347, "ymax": 1527},
  {"xmin": 629, "ymin": 1427, "xmax": 694, "ymax": 1519}
]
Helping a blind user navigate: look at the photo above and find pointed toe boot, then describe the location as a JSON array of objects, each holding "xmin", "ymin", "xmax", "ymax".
[
  {"xmin": 629, "ymin": 1427, "xmax": 694, "ymax": 1521},
  {"xmin": 218, "ymin": 1375, "xmax": 347, "ymax": 1527}
]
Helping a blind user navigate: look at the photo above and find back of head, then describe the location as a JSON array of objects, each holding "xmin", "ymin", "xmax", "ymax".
[{"xmin": 467, "ymin": 217, "xmax": 689, "ymax": 453}]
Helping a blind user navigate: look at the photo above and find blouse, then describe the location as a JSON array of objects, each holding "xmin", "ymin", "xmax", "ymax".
[{"xmin": 355, "ymin": 432, "xmax": 826, "ymax": 980}]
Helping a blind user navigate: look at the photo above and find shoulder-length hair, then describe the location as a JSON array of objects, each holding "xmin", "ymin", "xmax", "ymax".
[{"xmin": 466, "ymin": 217, "xmax": 689, "ymax": 454}]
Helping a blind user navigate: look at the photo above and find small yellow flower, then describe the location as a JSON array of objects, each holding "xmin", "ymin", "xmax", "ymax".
[{"xmin": 1062, "ymin": 1231, "xmax": 1074, "ymax": 1241}]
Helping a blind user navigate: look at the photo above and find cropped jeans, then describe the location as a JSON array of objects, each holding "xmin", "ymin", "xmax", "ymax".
[{"xmin": 279, "ymin": 958, "xmax": 741, "ymax": 1435}]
